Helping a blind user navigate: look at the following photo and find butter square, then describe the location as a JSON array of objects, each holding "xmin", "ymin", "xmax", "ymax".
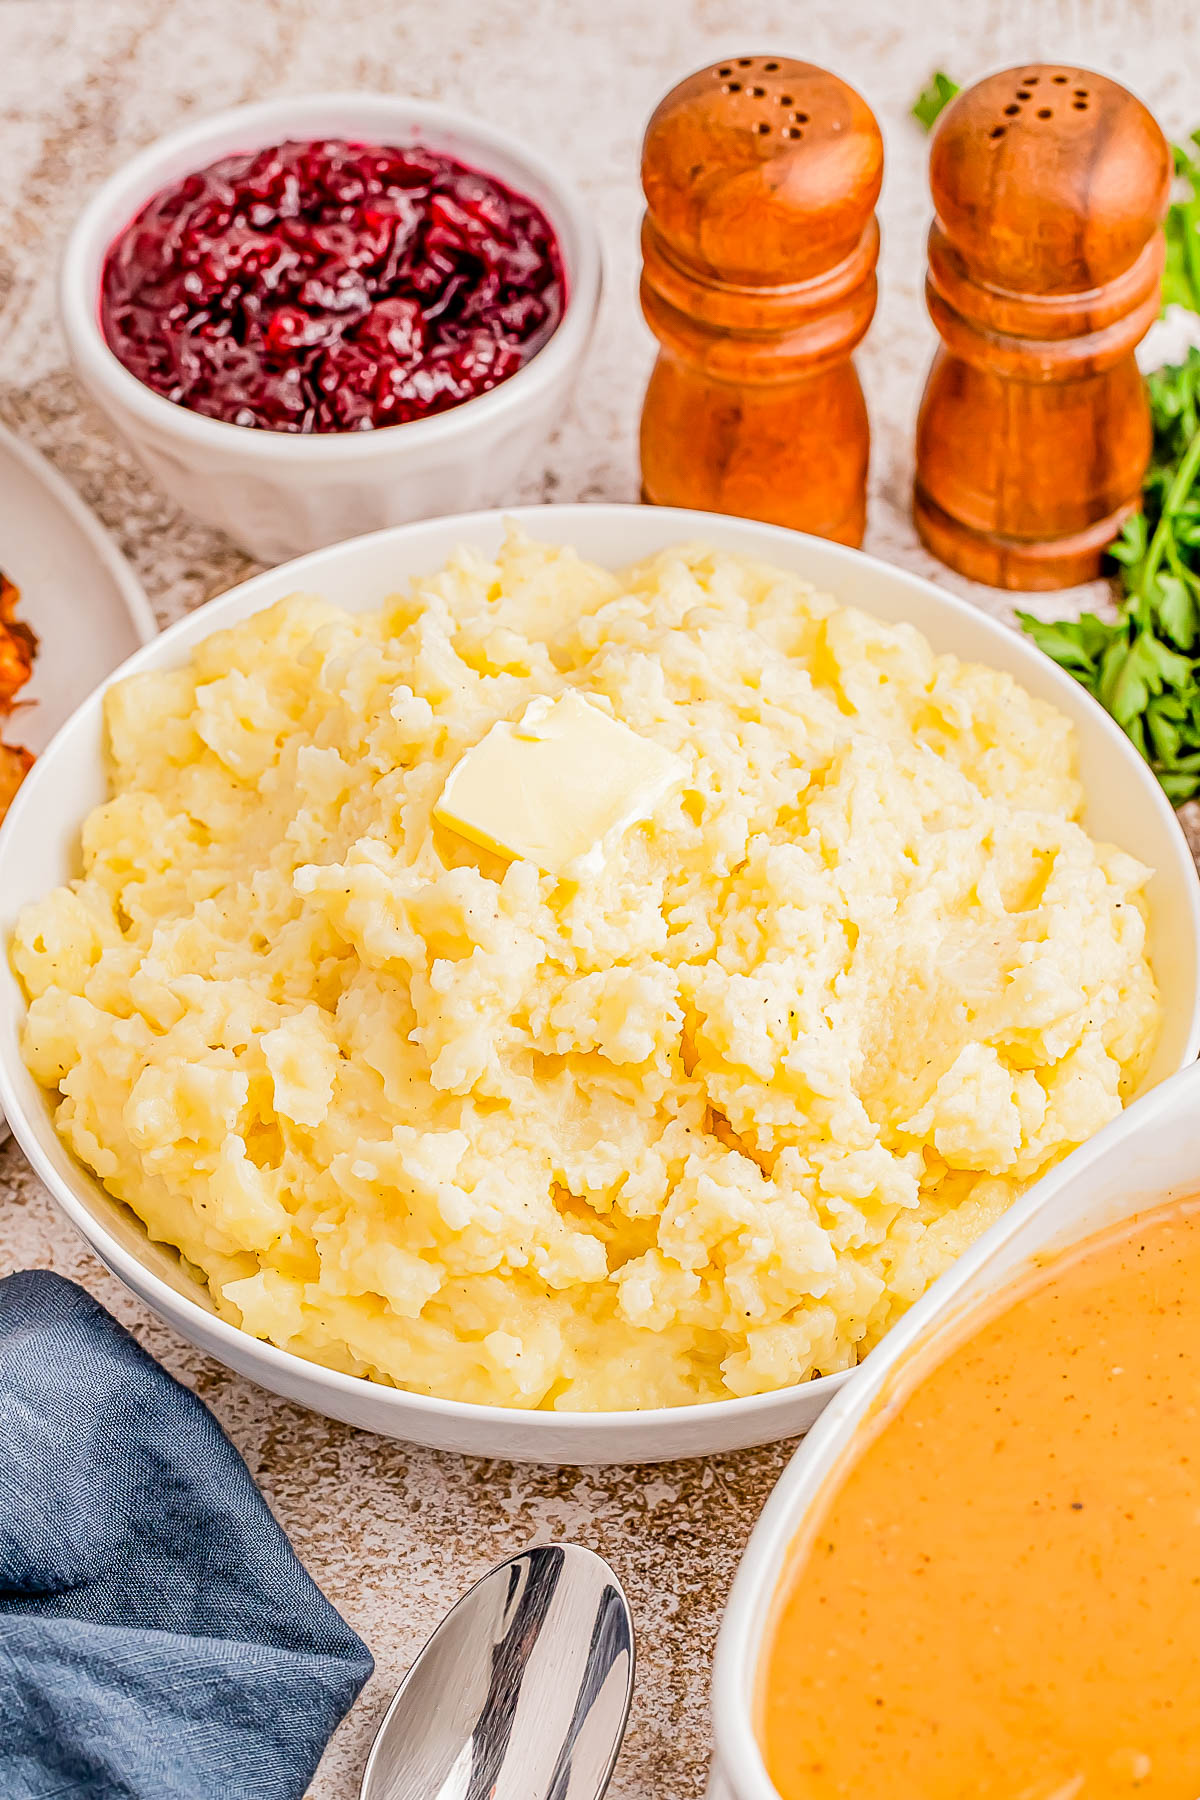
[{"xmin": 433, "ymin": 691, "xmax": 686, "ymax": 877}]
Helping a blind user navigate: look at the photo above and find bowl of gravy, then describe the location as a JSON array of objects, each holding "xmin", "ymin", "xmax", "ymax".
[{"xmin": 713, "ymin": 1055, "xmax": 1200, "ymax": 1800}]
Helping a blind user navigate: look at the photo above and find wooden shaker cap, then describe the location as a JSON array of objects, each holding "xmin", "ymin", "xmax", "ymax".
[
  {"xmin": 930, "ymin": 65, "xmax": 1170, "ymax": 295},
  {"xmin": 641, "ymin": 56, "xmax": 883, "ymax": 289}
]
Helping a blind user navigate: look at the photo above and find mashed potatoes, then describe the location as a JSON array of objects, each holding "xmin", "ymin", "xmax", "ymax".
[{"xmin": 12, "ymin": 532, "xmax": 1160, "ymax": 1409}]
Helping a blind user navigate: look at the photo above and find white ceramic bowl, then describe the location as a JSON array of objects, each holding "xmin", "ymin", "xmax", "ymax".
[
  {"xmin": 59, "ymin": 96, "xmax": 601, "ymax": 562},
  {"xmin": 2, "ymin": 504, "xmax": 1198, "ymax": 1465},
  {"xmin": 709, "ymin": 1053, "xmax": 1200, "ymax": 1800}
]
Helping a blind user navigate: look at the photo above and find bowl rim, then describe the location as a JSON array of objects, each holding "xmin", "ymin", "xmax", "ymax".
[
  {"xmin": 2, "ymin": 500, "xmax": 1198, "ymax": 1447},
  {"xmin": 58, "ymin": 91, "xmax": 602, "ymax": 462},
  {"xmin": 708, "ymin": 1054, "xmax": 1200, "ymax": 1800}
]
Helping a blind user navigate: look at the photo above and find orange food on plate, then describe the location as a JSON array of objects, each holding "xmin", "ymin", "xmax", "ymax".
[
  {"xmin": 0, "ymin": 570, "xmax": 37, "ymax": 823},
  {"xmin": 0, "ymin": 741, "xmax": 33, "ymax": 818}
]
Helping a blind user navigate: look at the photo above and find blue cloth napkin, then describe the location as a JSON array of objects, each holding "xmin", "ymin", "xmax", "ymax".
[{"xmin": 0, "ymin": 1269, "xmax": 374, "ymax": 1799}]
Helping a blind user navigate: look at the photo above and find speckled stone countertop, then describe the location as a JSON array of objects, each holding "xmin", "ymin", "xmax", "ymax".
[{"xmin": 3, "ymin": 1, "xmax": 1199, "ymax": 1793}]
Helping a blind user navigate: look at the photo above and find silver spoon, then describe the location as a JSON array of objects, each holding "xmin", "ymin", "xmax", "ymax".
[{"xmin": 359, "ymin": 1542, "xmax": 635, "ymax": 1800}]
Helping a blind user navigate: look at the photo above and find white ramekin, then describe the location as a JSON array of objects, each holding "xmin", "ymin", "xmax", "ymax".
[
  {"xmin": 710, "ymin": 1053, "xmax": 1200, "ymax": 1800},
  {"xmin": 1, "ymin": 505, "xmax": 1198, "ymax": 1464},
  {"xmin": 59, "ymin": 95, "xmax": 602, "ymax": 562}
]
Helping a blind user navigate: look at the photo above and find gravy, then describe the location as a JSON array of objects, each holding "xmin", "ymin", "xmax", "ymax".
[{"xmin": 762, "ymin": 1199, "xmax": 1200, "ymax": 1798}]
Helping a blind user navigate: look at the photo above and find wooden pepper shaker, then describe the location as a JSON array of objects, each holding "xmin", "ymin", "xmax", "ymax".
[
  {"xmin": 639, "ymin": 57, "xmax": 883, "ymax": 546},
  {"xmin": 914, "ymin": 66, "xmax": 1171, "ymax": 589}
]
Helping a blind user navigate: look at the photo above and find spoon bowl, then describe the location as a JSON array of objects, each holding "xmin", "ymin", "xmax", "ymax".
[{"xmin": 360, "ymin": 1543, "xmax": 635, "ymax": 1800}]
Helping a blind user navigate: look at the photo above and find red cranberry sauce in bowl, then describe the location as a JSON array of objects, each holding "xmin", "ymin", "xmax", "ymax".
[{"xmin": 99, "ymin": 138, "xmax": 567, "ymax": 434}]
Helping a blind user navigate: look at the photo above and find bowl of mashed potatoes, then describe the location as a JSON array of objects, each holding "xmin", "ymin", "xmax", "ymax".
[{"xmin": 1, "ymin": 505, "xmax": 1197, "ymax": 1463}]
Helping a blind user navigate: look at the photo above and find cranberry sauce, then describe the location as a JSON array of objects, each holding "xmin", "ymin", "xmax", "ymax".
[{"xmin": 100, "ymin": 138, "xmax": 567, "ymax": 433}]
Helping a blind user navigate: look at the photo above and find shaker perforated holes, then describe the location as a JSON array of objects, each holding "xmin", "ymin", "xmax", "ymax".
[{"xmin": 708, "ymin": 59, "xmax": 814, "ymax": 148}]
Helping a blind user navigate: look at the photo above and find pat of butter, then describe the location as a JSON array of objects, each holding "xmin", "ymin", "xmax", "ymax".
[{"xmin": 434, "ymin": 691, "xmax": 686, "ymax": 877}]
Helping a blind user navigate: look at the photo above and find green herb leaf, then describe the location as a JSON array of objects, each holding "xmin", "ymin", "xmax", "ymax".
[
  {"xmin": 1163, "ymin": 138, "xmax": 1200, "ymax": 315},
  {"xmin": 1109, "ymin": 513, "xmax": 1149, "ymax": 569},
  {"xmin": 1158, "ymin": 768, "xmax": 1200, "ymax": 802},
  {"xmin": 912, "ymin": 72, "xmax": 960, "ymax": 132},
  {"xmin": 1015, "ymin": 611, "xmax": 1116, "ymax": 683},
  {"xmin": 1155, "ymin": 570, "xmax": 1200, "ymax": 648},
  {"xmin": 1148, "ymin": 698, "xmax": 1185, "ymax": 764}
]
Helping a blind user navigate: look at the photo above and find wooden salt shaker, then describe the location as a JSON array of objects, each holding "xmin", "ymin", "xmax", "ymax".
[
  {"xmin": 639, "ymin": 58, "xmax": 883, "ymax": 546},
  {"xmin": 914, "ymin": 66, "xmax": 1171, "ymax": 589}
]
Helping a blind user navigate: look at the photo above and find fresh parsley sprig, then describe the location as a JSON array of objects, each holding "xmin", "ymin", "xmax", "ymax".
[{"xmin": 1018, "ymin": 354, "xmax": 1200, "ymax": 801}]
